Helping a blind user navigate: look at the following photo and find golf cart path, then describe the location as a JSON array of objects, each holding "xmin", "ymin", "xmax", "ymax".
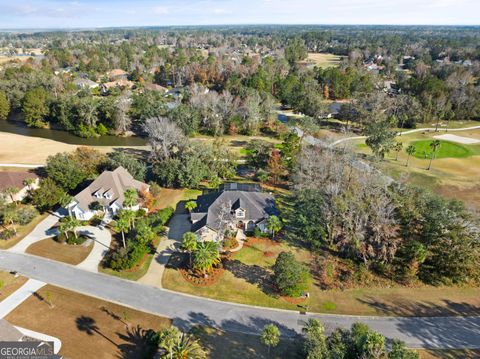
[
  {"xmin": 1, "ymin": 251, "xmax": 480, "ymax": 350},
  {"xmin": 331, "ymin": 125, "xmax": 480, "ymax": 146}
]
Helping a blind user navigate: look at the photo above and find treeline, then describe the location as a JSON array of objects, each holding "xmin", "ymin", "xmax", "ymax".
[{"xmin": 289, "ymin": 145, "xmax": 480, "ymax": 286}]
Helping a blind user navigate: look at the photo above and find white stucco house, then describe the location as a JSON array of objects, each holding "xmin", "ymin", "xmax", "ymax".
[{"xmin": 67, "ymin": 166, "xmax": 149, "ymax": 221}]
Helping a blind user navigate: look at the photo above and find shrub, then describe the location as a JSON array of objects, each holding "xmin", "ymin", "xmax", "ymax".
[
  {"xmin": 272, "ymin": 252, "xmax": 310, "ymax": 297},
  {"xmin": 0, "ymin": 229, "xmax": 15, "ymax": 240},
  {"xmin": 16, "ymin": 205, "xmax": 39, "ymax": 225},
  {"xmin": 152, "ymin": 207, "xmax": 174, "ymax": 226}
]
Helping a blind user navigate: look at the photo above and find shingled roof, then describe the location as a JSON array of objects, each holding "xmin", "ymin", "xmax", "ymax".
[
  {"xmin": 191, "ymin": 184, "xmax": 277, "ymax": 232},
  {"xmin": 0, "ymin": 171, "xmax": 37, "ymax": 192},
  {"xmin": 73, "ymin": 167, "xmax": 148, "ymax": 212}
]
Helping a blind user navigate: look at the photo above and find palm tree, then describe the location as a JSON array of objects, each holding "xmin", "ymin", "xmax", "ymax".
[
  {"xmin": 23, "ymin": 178, "xmax": 36, "ymax": 191},
  {"xmin": 193, "ymin": 241, "xmax": 221, "ymax": 277},
  {"xmin": 266, "ymin": 215, "xmax": 282, "ymax": 240},
  {"xmin": 427, "ymin": 140, "xmax": 441, "ymax": 170},
  {"xmin": 4, "ymin": 186, "xmax": 19, "ymax": 206},
  {"xmin": 58, "ymin": 216, "xmax": 81, "ymax": 242},
  {"xmin": 3, "ymin": 207, "xmax": 18, "ymax": 235},
  {"xmin": 123, "ymin": 188, "xmax": 138, "ymax": 209},
  {"xmin": 185, "ymin": 200, "xmax": 197, "ymax": 213},
  {"xmin": 172, "ymin": 333, "xmax": 207, "ymax": 359},
  {"xmin": 393, "ymin": 142, "xmax": 403, "ymax": 161},
  {"xmin": 181, "ymin": 232, "xmax": 198, "ymax": 268},
  {"xmin": 405, "ymin": 144, "xmax": 416, "ymax": 167},
  {"xmin": 260, "ymin": 324, "xmax": 280, "ymax": 356},
  {"xmin": 158, "ymin": 327, "xmax": 181, "ymax": 359},
  {"xmin": 119, "ymin": 209, "xmax": 136, "ymax": 230},
  {"xmin": 114, "ymin": 215, "xmax": 130, "ymax": 248}
]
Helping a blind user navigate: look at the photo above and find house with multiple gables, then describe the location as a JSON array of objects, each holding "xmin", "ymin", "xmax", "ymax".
[
  {"xmin": 191, "ymin": 183, "xmax": 278, "ymax": 241},
  {"xmin": 67, "ymin": 167, "xmax": 149, "ymax": 221}
]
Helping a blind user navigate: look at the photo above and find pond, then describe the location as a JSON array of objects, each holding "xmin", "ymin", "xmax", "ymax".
[{"xmin": 0, "ymin": 120, "xmax": 147, "ymax": 146}]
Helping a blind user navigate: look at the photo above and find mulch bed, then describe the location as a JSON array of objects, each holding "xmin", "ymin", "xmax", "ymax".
[
  {"xmin": 243, "ymin": 237, "xmax": 281, "ymax": 248},
  {"xmin": 263, "ymin": 251, "xmax": 275, "ymax": 257},
  {"xmin": 281, "ymin": 296, "xmax": 307, "ymax": 305},
  {"xmin": 179, "ymin": 266, "xmax": 225, "ymax": 286}
]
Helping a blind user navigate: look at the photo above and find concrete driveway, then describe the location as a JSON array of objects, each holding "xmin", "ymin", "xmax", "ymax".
[
  {"xmin": 9, "ymin": 209, "xmax": 65, "ymax": 253},
  {"xmin": 1, "ymin": 251, "xmax": 480, "ymax": 349},
  {"xmin": 76, "ymin": 226, "xmax": 112, "ymax": 272},
  {"xmin": 139, "ymin": 214, "xmax": 191, "ymax": 287}
]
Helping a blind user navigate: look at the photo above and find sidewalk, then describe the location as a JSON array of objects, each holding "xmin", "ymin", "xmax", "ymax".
[{"xmin": 0, "ymin": 279, "xmax": 46, "ymax": 319}]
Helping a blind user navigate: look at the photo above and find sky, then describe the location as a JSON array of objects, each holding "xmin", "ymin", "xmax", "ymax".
[{"xmin": 0, "ymin": 0, "xmax": 478, "ymax": 29}]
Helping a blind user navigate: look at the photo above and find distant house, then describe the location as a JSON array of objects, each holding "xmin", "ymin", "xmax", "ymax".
[
  {"xmin": 0, "ymin": 171, "xmax": 39, "ymax": 203},
  {"xmin": 73, "ymin": 78, "xmax": 99, "ymax": 89},
  {"xmin": 144, "ymin": 83, "xmax": 168, "ymax": 93},
  {"xmin": 107, "ymin": 69, "xmax": 128, "ymax": 81},
  {"xmin": 191, "ymin": 183, "xmax": 278, "ymax": 241},
  {"xmin": 101, "ymin": 79, "xmax": 134, "ymax": 93},
  {"xmin": 67, "ymin": 167, "xmax": 149, "ymax": 221}
]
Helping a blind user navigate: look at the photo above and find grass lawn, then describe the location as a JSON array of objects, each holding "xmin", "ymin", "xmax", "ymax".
[
  {"xmin": 418, "ymin": 349, "xmax": 480, "ymax": 359},
  {"xmin": 0, "ymin": 212, "xmax": 49, "ymax": 250},
  {"xmin": 299, "ymin": 52, "xmax": 346, "ymax": 68},
  {"xmin": 411, "ymin": 140, "xmax": 480, "ymax": 159},
  {"xmin": 150, "ymin": 187, "xmax": 202, "ymax": 212},
  {"xmin": 191, "ymin": 134, "xmax": 281, "ymax": 159},
  {"xmin": 163, "ymin": 236, "xmax": 480, "ymax": 317},
  {"xmin": 0, "ymin": 271, "xmax": 28, "ymax": 302},
  {"xmin": 5, "ymin": 285, "xmax": 171, "ymax": 359},
  {"xmin": 354, "ymin": 130, "xmax": 480, "ymax": 209},
  {"xmin": 25, "ymin": 238, "xmax": 94, "ymax": 265},
  {"xmin": 192, "ymin": 326, "xmax": 303, "ymax": 359},
  {"xmin": 99, "ymin": 253, "xmax": 155, "ymax": 281}
]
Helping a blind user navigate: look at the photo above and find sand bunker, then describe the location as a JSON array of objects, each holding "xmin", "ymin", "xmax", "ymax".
[{"xmin": 433, "ymin": 134, "xmax": 480, "ymax": 144}]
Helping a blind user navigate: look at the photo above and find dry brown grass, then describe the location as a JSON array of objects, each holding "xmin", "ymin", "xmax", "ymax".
[
  {"xmin": 0, "ymin": 271, "xmax": 28, "ymax": 302},
  {"xmin": 299, "ymin": 52, "xmax": 345, "ymax": 68},
  {"xmin": 418, "ymin": 349, "xmax": 480, "ymax": 359},
  {"xmin": 5, "ymin": 285, "xmax": 171, "ymax": 359},
  {"xmin": 26, "ymin": 238, "xmax": 94, "ymax": 265},
  {"xmin": 0, "ymin": 132, "xmax": 148, "ymax": 164},
  {"xmin": 193, "ymin": 326, "xmax": 303, "ymax": 359},
  {"xmin": 0, "ymin": 212, "xmax": 49, "ymax": 250}
]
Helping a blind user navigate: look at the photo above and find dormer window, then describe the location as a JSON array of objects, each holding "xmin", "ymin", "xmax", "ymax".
[
  {"xmin": 236, "ymin": 208, "xmax": 245, "ymax": 218},
  {"xmin": 104, "ymin": 191, "xmax": 113, "ymax": 199}
]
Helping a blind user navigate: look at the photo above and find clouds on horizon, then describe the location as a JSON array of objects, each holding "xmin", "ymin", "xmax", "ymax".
[{"xmin": 0, "ymin": 0, "xmax": 478, "ymax": 28}]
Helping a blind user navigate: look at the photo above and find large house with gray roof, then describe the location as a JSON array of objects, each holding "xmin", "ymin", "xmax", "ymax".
[
  {"xmin": 68, "ymin": 167, "xmax": 149, "ymax": 221},
  {"xmin": 191, "ymin": 183, "xmax": 278, "ymax": 241}
]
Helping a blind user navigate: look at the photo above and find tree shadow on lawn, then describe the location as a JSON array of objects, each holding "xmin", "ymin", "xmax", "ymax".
[
  {"xmin": 173, "ymin": 311, "xmax": 299, "ymax": 338},
  {"xmin": 191, "ymin": 325, "xmax": 304, "ymax": 359},
  {"xmin": 358, "ymin": 296, "xmax": 480, "ymax": 317},
  {"xmin": 116, "ymin": 324, "xmax": 157, "ymax": 359},
  {"xmin": 224, "ymin": 259, "xmax": 278, "ymax": 298}
]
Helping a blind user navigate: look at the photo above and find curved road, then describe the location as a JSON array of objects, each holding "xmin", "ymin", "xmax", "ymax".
[
  {"xmin": 0, "ymin": 251, "xmax": 479, "ymax": 349},
  {"xmin": 330, "ymin": 125, "xmax": 480, "ymax": 147}
]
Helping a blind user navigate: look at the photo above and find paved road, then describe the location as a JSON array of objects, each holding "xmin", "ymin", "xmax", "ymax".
[
  {"xmin": 330, "ymin": 125, "xmax": 480, "ymax": 147},
  {"xmin": 0, "ymin": 252, "xmax": 479, "ymax": 349}
]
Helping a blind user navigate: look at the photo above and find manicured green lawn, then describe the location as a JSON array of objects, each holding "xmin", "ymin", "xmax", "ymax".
[
  {"xmin": 163, "ymin": 237, "xmax": 480, "ymax": 316},
  {"xmin": 410, "ymin": 140, "xmax": 480, "ymax": 159}
]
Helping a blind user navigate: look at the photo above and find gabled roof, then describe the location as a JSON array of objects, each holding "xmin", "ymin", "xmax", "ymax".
[
  {"xmin": 73, "ymin": 166, "xmax": 148, "ymax": 212},
  {"xmin": 0, "ymin": 171, "xmax": 37, "ymax": 192},
  {"xmin": 192, "ymin": 184, "xmax": 277, "ymax": 232}
]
